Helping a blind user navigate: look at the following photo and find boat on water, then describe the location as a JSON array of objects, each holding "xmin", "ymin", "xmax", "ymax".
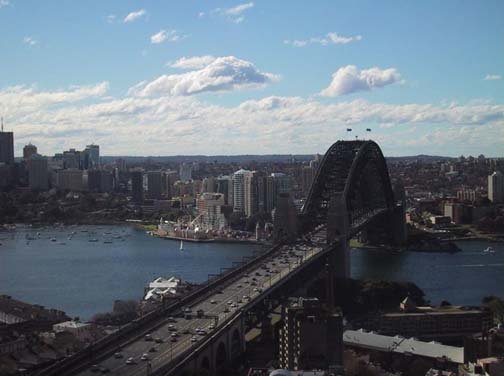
[
  {"xmin": 89, "ymin": 238, "xmax": 99, "ymax": 242},
  {"xmin": 104, "ymin": 240, "xmax": 113, "ymax": 244},
  {"xmin": 180, "ymin": 240, "xmax": 184, "ymax": 251},
  {"xmin": 50, "ymin": 238, "xmax": 57, "ymax": 242},
  {"xmin": 483, "ymin": 246, "xmax": 495, "ymax": 254}
]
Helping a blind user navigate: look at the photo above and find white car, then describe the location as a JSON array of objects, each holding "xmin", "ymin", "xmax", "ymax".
[
  {"xmin": 126, "ymin": 357, "xmax": 135, "ymax": 365},
  {"xmin": 191, "ymin": 336, "xmax": 199, "ymax": 342},
  {"xmin": 140, "ymin": 353, "xmax": 149, "ymax": 361}
]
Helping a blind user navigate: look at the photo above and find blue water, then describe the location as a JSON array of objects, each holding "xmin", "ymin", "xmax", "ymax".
[
  {"xmin": 0, "ymin": 225, "xmax": 262, "ymax": 319},
  {"xmin": 351, "ymin": 241, "xmax": 504, "ymax": 306},
  {"xmin": 0, "ymin": 225, "xmax": 502, "ymax": 319}
]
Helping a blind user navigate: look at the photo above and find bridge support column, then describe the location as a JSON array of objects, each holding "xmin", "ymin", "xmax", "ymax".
[{"xmin": 327, "ymin": 195, "xmax": 350, "ymax": 279}]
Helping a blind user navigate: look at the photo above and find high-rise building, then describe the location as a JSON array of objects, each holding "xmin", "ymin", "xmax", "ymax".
[
  {"xmin": 100, "ymin": 170, "xmax": 113, "ymax": 193},
  {"xmin": 62, "ymin": 149, "xmax": 81, "ymax": 169},
  {"xmin": 0, "ymin": 128, "xmax": 14, "ymax": 165},
  {"xmin": 131, "ymin": 171, "xmax": 143, "ymax": 203},
  {"xmin": 216, "ymin": 175, "xmax": 233, "ymax": 205},
  {"xmin": 23, "ymin": 143, "xmax": 38, "ymax": 160},
  {"xmin": 179, "ymin": 163, "xmax": 192, "ymax": 182},
  {"xmin": 196, "ymin": 192, "xmax": 227, "ymax": 230},
  {"xmin": 164, "ymin": 170, "xmax": 178, "ymax": 199},
  {"xmin": 56, "ymin": 169, "xmax": 83, "ymax": 191},
  {"xmin": 244, "ymin": 171, "xmax": 265, "ymax": 218},
  {"xmin": 147, "ymin": 171, "xmax": 163, "ymax": 199},
  {"xmin": 28, "ymin": 154, "xmax": 48, "ymax": 190},
  {"xmin": 279, "ymin": 297, "xmax": 343, "ymax": 371},
  {"xmin": 488, "ymin": 171, "xmax": 504, "ymax": 203},
  {"xmin": 232, "ymin": 169, "xmax": 251, "ymax": 213},
  {"xmin": 265, "ymin": 173, "xmax": 293, "ymax": 213},
  {"xmin": 202, "ymin": 177, "xmax": 216, "ymax": 193},
  {"xmin": 85, "ymin": 144, "xmax": 100, "ymax": 169}
]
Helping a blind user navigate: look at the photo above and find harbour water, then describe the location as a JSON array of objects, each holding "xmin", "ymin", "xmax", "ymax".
[{"xmin": 0, "ymin": 225, "xmax": 502, "ymax": 319}]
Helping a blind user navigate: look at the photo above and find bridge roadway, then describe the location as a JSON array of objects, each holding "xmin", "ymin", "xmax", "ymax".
[{"xmin": 78, "ymin": 229, "xmax": 328, "ymax": 376}]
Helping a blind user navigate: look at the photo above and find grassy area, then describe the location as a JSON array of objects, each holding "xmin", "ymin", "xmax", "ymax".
[{"xmin": 142, "ymin": 224, "xmax": 158, "ymax": 231}]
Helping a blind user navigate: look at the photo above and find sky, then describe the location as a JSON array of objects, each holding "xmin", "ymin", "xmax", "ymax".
[{"xmin": 0, "ymin": 0, "xmax": 503, "ymax": 157}]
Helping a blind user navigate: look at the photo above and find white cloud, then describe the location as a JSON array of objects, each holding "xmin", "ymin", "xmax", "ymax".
[
  {"xmin": 124, "ymin": 9, "xmax": 146, "ymax": 23},
  {"xmin": 22, "ymin": 36, "xmax": 38, "ymax": 46},
  {"xmin": 129, "ymin": 56, "xmax": 279, "ymax": 97},
  {"xmin": 198, "ymin": 11, "xmax": 205, "ymax": 18},
  {"xmin": 212, "ymin": 2, "xmax": 254, "ymax": 23},
  {"xmin": 484, "ymin": 74, "xmax": 501, "ymax": 81},
  {"xmin": 150, "ymin": 29, "xmax": 185, "ymax": 44},
  {"xmin": 320, "ymin": 65, "xmax": 401, "ymax": 96},
  {"xmin": 106, "ymin": 14, "xmax": 116, "ymax": 24},
  {"xmin": 0, "ymin": 0, "xmax": 9, "ymax": 9},
  {"xmin": 284, "ymin": 32, "xmax": 362, "ymax": 47},
  {"xmin": 170, "ymin": 56, "xmax": 217, "ymax": 69},
  {"xmin": 2, "ymin": 81, "xmax": 504, "ymax": 157}
]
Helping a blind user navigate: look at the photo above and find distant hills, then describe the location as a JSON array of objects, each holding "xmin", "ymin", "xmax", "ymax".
[{"xmin": 100, "ymin": 154, "xmax": 455, "ymax": 164}]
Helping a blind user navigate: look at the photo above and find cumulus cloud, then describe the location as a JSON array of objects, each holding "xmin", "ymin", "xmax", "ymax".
[
  {"xmin": 124, "ymin": 9, "xmax": 146, "ymax": 23},
  {"xmin": 23, "ymin": 36, "xmax": 38, "ymax": 46},
  {"xmin": 2, "ymin": 80, "xmax": 504, "ymax": 157},
  {"xmin": 320, "ymin": 65, "xmax": 401, "ymax": 96},
  {"xmin": 170, "ymin": 56, "xmax": 217, "ymax": 69},
  {"xmin": 284, "ymin": 32, "xmax": 362, "ymax": 47},
  {"xmin": 0, "ymin": 0, "xmax": 9, "ymax": 9},
  {"xmin": 212, "ymin": 2, "xmax": 254, "ymax": 23},
  {"xmin": 198, "ymin": 11, "xmax": 205, "ymax": 18},
  {"xmin": 484, "ymin": 74, "xmax": 501, "ymax": 81},
  {"xmin": 129, "ymin": 56, "xmax": 279, "ymax": 97},
  {"xmin": 150, "ymin": 29, "xmax": 185, "ymax": 44}
]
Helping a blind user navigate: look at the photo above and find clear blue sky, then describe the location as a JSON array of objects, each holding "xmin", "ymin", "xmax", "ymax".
[{"xmin": 1, "ymin": 0, "xmax": 503, "ymax": 156}]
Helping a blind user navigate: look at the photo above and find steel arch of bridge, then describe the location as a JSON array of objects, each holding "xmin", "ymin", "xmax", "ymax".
[{"xmin": 302, "ymin": 140, "xmax": 395, "ymax": 237}]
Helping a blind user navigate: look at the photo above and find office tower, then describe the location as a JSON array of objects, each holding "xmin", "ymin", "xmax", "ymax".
[
  {"xmin": 179, "ymin": 162, "xmax": 192, "ymax": 182},
  {"xmin": 197, "ymin": 192, "xmax": 227, "ymax": 230},
  {"xmin": 0, "ymin": 125, "xmax": 14, "ymax": 165},
  {"xmin": 62, "ymin": 149, "xmax": 81, "ymax": 169},
  {"xmin": 56, "ymin": 169, "xmax": 83, "ymax": 191},
  {"xmin": 265, "ymin": 173, "xmax": 293, "ymax": 213},
  {"xmin": 131, "ymin": 171, "xmax": 143, "ymax": 203},
  {"xmin": 147, "ymin": 171, "xmax": 163, "ymax": 199},
  {"xmin": 100, "ymin": 170, "xmax": 113, "ymax": 192},
  {"xmin": 87, "ymin": 170, "xmax": 101, "ymax": 191},
  {"xmin": 202, "ymin": 177, "xmax": 216, "ymax": 193},
  {"xmin": 279, "ymin": 297, "xmax": 343, "ymax": 371},
  {"xmin": 23, "ymin": 143, "xmax": 38, "ymax": 160},
  {"xmin": 488, "ymin": 171, "xmax": 504, "ymax": 203},
  {"xmin": 243, "ymin": 171, "xmax": 260, "ymax": 218},
  {"xmin": 164, "ymin": 170, "xmax": 178, "ymax": 199},
  {"xmin": 232, "ymin": 169, "xmax": 251, "ymax": 213},
  {"xmin": 28, "ymin": 154, "xmax": 49, "ymax": 190},
  {"xmin": 216, "ymin": 175, "xmax": 232, "ymax": 205},
  {"xmin": 85, "ymin": 144, "xmax": 100, "ymax": 169}
]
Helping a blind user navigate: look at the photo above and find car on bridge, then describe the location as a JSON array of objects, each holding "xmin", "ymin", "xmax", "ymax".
[{"xmin": 125, "ymin": 357, "xmax": 136, "ymax": 365}]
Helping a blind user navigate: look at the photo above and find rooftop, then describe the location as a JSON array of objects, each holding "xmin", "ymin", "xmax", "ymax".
[{"xmin": 343, "ymin": 329, "xmax": 464, "ymax": 364}]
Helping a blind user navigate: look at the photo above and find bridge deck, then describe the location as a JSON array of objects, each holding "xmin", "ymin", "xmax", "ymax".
[{"xmin": 77, "ymin": 230, "xmax": 328, "ymax": 376}]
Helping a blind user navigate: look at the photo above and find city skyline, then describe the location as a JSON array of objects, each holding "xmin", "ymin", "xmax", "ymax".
[{"xmin": 1, "ymin": 1, "xmax": 503, "ymax": 157}]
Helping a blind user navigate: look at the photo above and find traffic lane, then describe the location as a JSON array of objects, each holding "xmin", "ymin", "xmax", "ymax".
[{"xmin": 81, "ymin": 244, "xmax": 322, "ymax": 375}]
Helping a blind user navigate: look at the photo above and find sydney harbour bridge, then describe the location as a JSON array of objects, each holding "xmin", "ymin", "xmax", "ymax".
[{"xmin": 38, "ymin": 140, "xmax": 406, "ymax": 376}]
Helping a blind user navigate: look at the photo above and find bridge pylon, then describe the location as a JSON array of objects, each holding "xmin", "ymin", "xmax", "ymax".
[{"xmin": 327, "ymin": 194, "xmax": 350, "ymax": 280}]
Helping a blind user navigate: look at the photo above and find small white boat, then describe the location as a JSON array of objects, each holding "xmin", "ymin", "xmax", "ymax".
[
  {"xmin": 180, "ymin": 240, "xmax": 184, "ymax": 251},
  {"xmin": 483, "ymin": 246, "xmax": 495, "ymax": 254}
]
